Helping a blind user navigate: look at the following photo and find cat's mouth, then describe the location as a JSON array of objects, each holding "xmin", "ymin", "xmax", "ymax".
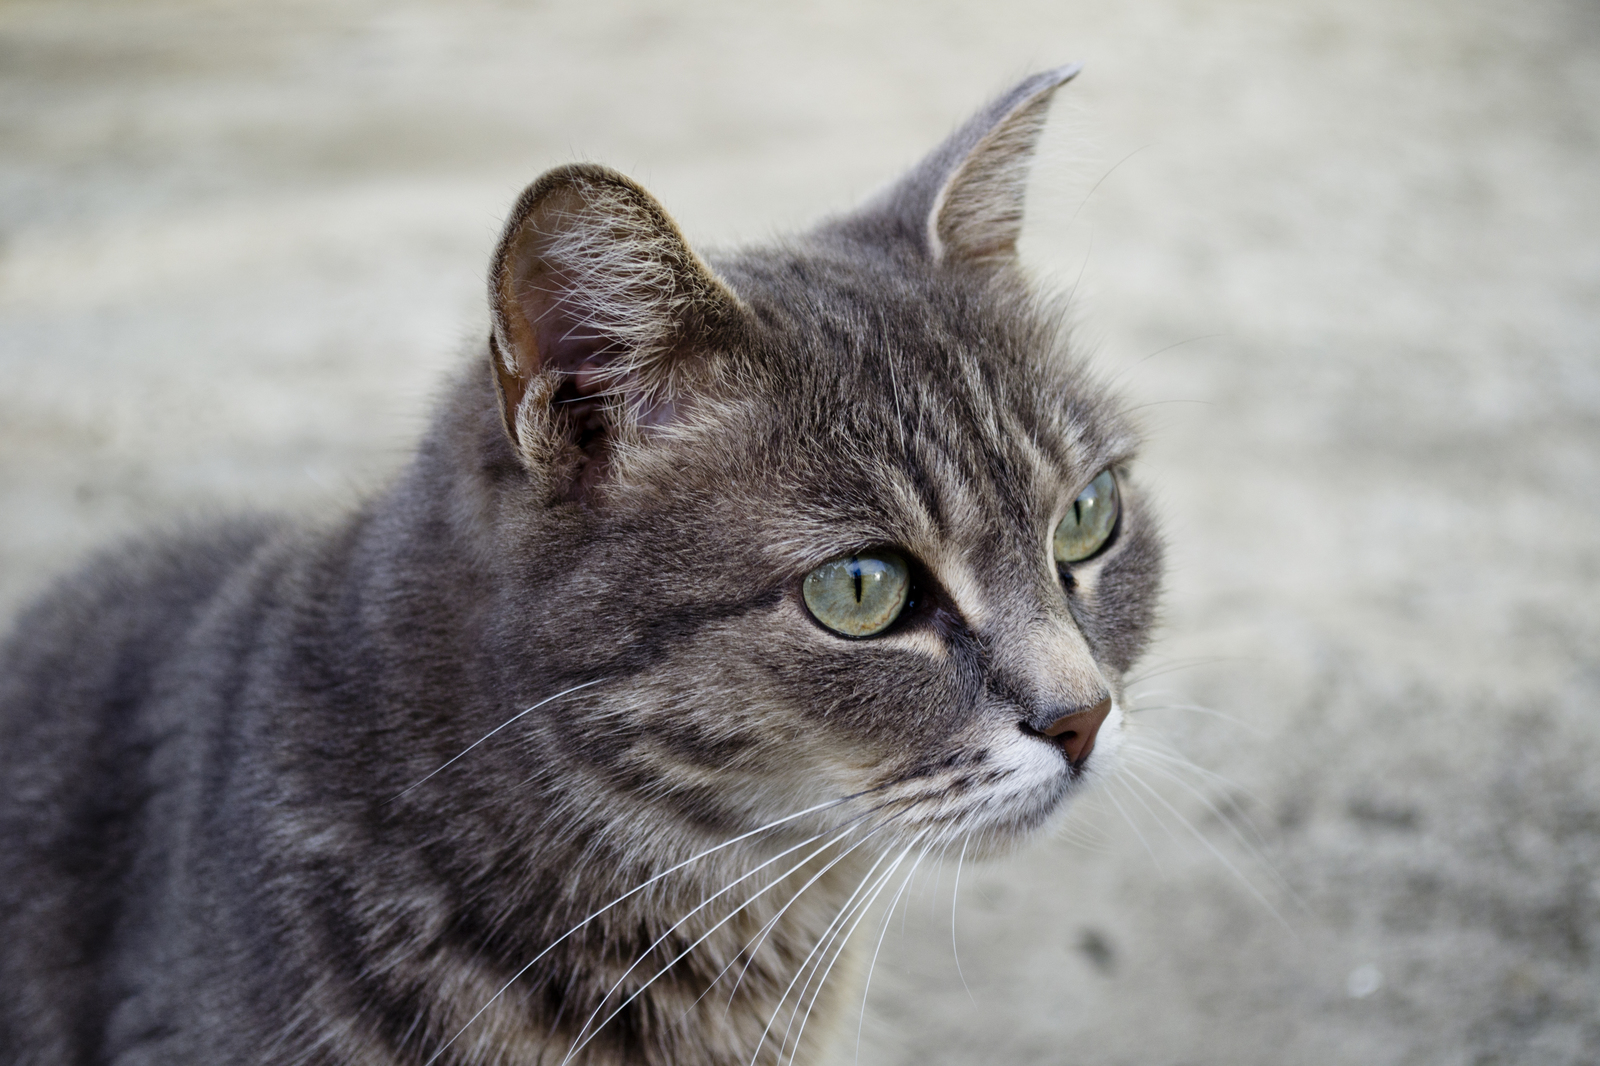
[{"xmin": 1024, "ymin": 696, "xmax": 1113, "ymax": 773}]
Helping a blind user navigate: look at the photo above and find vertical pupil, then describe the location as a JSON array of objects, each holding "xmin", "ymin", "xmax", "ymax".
[
  {"xmin": 1074, "ymin": 499, "xmax": 1084, "ymax": 525},
  {"xmin": 851, "ymin": 557, "xmax": 863, "ymax": 603}
]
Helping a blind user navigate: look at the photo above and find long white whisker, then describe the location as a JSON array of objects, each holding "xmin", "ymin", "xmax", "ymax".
[
  {"xmin": 1124, "ymin": 698, "xmax": 1263, "ymax": 734},
  {"xmin": 1050, "ymin": 793, "xmax": 1118, "ymax": 854},
  {"xmin": 774, "ymin": 854, "xmax": 909, "ymax": 1063},
  {"xmin": 1121, "ymin": 655, "xmax": 1233, "ymax": 687},
  {"xmin": 1103, "ymin": 777, "xmax": 1164, "ymax": 871},
  {"xmin": 1115, "ymin": 768, "xmax": 1187, "ymax": 848},
  {"xmin": 1120, "ymin": 743, "xmax": 1257, "ymax": 817},
  {"xmin": 927, "ymin": 836, "xmax": 950, "ymax": 925},
  {"xmin": 853, "ymin": 841, "xmax": 932, "ymax": 1063},
  {"xmin": 1119, "ymin": 751, "xmax": 1298, "ymax": 903},
  {"xmin": 712, "ymin": 818, "xmax": 898, "ymax": 1015},
  {"xmin": 749, "ymin": 843, "xmax": 904, "ymax": 1066},
  {"xmin": 392, "ymin": 678, "xmax": 607, "ymax": 800},
  {"xmin": 421, "ymin": 793, "xmax": 865, "ymax": 1066},
  {"xmin": 779, "ymin": 863, "xmax": 902, "ymax": 1066},
  {"xmin": 950, "ymin": 833, "xmax": 976, "ymax": 1006},
  {"xmin": 784, "ymin": 839, "xmax": 921, "ymax": 1066},
  {"xmin": 1122, "ymin": 739, "xmax": 1249, "ymax": 787},
  {"xmin": 897, "ymin": 834, "xmax": 930, "ymax": 941},
  {"xmin": 1121, "ymin": 741, "xmax": 1272, "ymax": 811},
  {"xmin": 784, "ymin": 833, "xmax": 931, "ymax": 1064},
  {"xmin": 559, "ymin": 812, "xmax": 887, "ymax": 1065},
  {"xmin": 1120, "ymin": 769, "xmax": 1289, "ymax": 929}
]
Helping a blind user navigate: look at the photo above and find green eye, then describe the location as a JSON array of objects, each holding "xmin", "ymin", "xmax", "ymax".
[
  {"xmin": 1054, "ymin": 469, "xmax": 1120, "ymax": 564},
  {"xmin": 802, "ymin": 552, "xmax": 911, "ymax": 638}
]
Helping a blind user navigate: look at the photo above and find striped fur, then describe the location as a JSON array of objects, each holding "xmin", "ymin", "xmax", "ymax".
[{"xmin": 0, "ymin": 69, "xmax": 1162, "ymax": 1065}]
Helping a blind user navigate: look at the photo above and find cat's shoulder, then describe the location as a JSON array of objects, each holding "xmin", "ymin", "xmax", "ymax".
[{"xmin": 0, "ymin": 518, "xmax": 298, "ymax": 746}]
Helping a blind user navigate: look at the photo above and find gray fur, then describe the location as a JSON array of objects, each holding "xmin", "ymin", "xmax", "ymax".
[{"xmin": 0, "ymin": 70, "xmax": 1162, "ymax": 1066}]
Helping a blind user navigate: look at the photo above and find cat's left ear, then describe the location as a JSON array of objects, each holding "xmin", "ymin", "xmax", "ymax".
[
  {"xmin": 826, "ymin": 64, "xmax": 1080, "ymax": 266},
  {"xmin": 488, "ymin": 163, "xmax": 742, "ymax": 494}
]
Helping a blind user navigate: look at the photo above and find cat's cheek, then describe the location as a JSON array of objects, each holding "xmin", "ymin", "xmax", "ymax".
[{"xmin": 1066, "ymin": 513, "xmax": 1163, "ymax": 674}]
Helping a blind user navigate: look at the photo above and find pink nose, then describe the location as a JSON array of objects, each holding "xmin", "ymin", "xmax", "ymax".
[{"xmin": 1041, "ymin": 697, "xmax": 1112, "ymax": 768}]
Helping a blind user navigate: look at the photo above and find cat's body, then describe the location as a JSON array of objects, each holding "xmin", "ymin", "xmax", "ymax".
[{"xmin": 0, "ymin": 68, "xmax": 1162, "ymax": 1065}]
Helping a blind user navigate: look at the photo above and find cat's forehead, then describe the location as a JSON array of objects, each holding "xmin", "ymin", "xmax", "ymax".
[{"xmin": 704, "ymin": 248, "xmax": 1137, "ymax": 568}]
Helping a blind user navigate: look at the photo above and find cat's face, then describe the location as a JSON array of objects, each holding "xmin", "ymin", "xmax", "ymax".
[{"xmin": 479, "ymin": 66, "xmax": 1161, "ymax": 857}]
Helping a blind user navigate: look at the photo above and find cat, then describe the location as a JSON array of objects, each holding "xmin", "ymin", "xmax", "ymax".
[{"xmin": 0, "ymin": 65, "xmax": 1162, "ymax": 1066}]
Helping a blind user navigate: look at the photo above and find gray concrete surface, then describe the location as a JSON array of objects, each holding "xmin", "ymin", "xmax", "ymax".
[{"xmin": 3, "ymin": 1, "xmax": 1598, "ymax": 1062}]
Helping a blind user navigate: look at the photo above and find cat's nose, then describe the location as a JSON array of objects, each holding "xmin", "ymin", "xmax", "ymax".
[{"xmin": 1036, "ymin": 696, "xmax": 1112, "ymax": 768}]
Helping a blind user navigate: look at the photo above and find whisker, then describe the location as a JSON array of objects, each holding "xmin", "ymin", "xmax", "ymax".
[
  {"xmin": 783, "ymin": 838, "xmax": 922, "ymax": 1066},
  {"xmin": 1119, "ymin": 769, "xmax": 1290, "ymax": 930},
  {"xmin": 780, "ymin": 850, "xmax": 918, "ymax": 1059},
  {"xmin": 1125, "ymin": 698, "xmax": 1263, "ymax": 734},
  {"xmin": 783, "ymin": 831, "xmax": 936, "ymax": 1064},
  {"xmin": 421, "ymin": 791, "xmax": 874, "ymax": 1066},
  {"xmin": 1114, "ymin": 767, "xmax": 1188, "ymax": 848},
  {"xmin": 926, "ymin": 836, "xmax": 949, "ymax": 926},
  {"xmin": 559, "ymin": 811, "xmax": 892, "ymax": 1065},
  {"xmin": 1071, "ymin": 143, "xmax": 1149, "ymax": 229},
  {"xmin": 1050, "ymin": 792, "xmax": 1119, "ymax": 854},
  {"xmin": 1132, "ymin": 333, "xmax": 1226, "ymax": 366},
  {"xmin": 1125, "ymin": 770, "xmax": 1278, "ymax": 887},
  {"xmin": 853, "ymin": 840, "xmax": 933, "ymax": 1063},
  {"xmin": 1103, "ymin": 779, "xmax": 1164, "ymax": 872},
  {"xmin": 1120, "ymin": 740, "xmax": 1270, "ymax": 811},
  {"xmin": 899, "ymin": 828, "xmax": 951, "ymax": 943},
  {"xmin": 710, "ymin": 818, "xmax": 898, "ymax": 1016},
  {"xmin": 1121, "ymin": 655, "xmax": 1234, "ymax": 688},
  {"xmin": 1118, "ymin": 749, "xmax": 1298, "ymax": 905},
  {"xmin": 950, "ymin": 833, "xmax": 977, "ymax": 1007},
  {"xmin": 390, "ymin": 678, "xmax": 607, "ymax": 801},
  {"xmin": 1119, "ymin": 739, "xmax": 1246, "ymax": 804},
  {"xmin": 749, "ymin": 842, "xmax": 906, "ymax": 1066}
]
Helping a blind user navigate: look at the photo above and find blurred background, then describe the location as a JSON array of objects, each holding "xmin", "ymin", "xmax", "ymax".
[{"xmin": 2, "ymin": 0, "xmax": 1598, "ymax": 1062}]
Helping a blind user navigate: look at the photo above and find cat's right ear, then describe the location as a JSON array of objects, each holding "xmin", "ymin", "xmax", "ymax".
[{"xmin": 488, "ymin": 163, "xmax": 740, "ymax": 497}]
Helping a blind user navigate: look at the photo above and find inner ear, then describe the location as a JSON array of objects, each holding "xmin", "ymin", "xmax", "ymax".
[
  {"xmin": 487, "ymin": 164, "xmax": 739, "ymax": 496},
  {"xmin": 499, "ymin": 185, "xmax": 617, "ymax": 385},
  {"xmin": 494, "ymin": 186, "xmax": 617, "ymax": 464}
]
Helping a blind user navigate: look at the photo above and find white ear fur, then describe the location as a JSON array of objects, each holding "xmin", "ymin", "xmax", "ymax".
[
  {"xmin": 927, "ymin": 69, "xmax": 1076, "ymax": 264},
  {"xmin": 488, "ymin": 164, "xmax": 739, "ymax": 468},
  {"xmin": 820, "ymin": 65, "xmax": 1079, "ymax": 267},
  {"xmin": 508, "ymin": 179, "xmax": 711, "ymax": 381}
]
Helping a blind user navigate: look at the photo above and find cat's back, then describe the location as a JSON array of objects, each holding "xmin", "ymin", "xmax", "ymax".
[{"xmin": 0, "ymin": 520, "xmax": 286, "ymax": 1062}]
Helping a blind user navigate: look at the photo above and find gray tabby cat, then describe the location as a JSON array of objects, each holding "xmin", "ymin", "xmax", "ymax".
[{"xmin": 0, "ymin": 66, "xmax": 1162, "ymax": 1066}]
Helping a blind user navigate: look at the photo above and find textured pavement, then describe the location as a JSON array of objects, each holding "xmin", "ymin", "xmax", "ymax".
[{"xmin": 2, "ymin": 1, "xmax": 1598, "ymax": 1062}]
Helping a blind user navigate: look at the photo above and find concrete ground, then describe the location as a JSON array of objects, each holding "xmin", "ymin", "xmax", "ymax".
[{"xmin": 2, "ymin": 1, "xmax": 1597, "ymax": 1062}]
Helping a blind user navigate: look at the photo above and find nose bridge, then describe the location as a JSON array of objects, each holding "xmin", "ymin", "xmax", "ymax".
[
  {"xmin": 974, "ymin": 600, "xmax": 1108, "ymax": 730},
  {"xmin": 1009, "ymin": 614, "xmax": 1106, "ymax": 709},
  {"xmin": 929, "ymin": 541, "xmax": 1106, "ymax": 714}
]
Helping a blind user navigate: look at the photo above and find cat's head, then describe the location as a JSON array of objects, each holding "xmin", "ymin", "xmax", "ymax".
[{"xmin": 475, "ymin": 67, "xmax": 1161, "ymax": 857}]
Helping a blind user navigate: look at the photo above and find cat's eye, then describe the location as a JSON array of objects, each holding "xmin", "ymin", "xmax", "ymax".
[
  {"xmin": 1054, "ymin": 469, "xmax": 1120, "ymax": 565},
  {"xmin": 802, "ymin": 552, "xmax": 911, "ymax": 638}
]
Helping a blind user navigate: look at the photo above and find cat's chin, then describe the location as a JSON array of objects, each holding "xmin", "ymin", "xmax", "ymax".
[
  {"xmin": 957, "ymin": 769, "xmax": 1112, "ymax": 860},
  {"xmin": 952, "ymin": 771, "xmax": 1117, "ymax": 862}
]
